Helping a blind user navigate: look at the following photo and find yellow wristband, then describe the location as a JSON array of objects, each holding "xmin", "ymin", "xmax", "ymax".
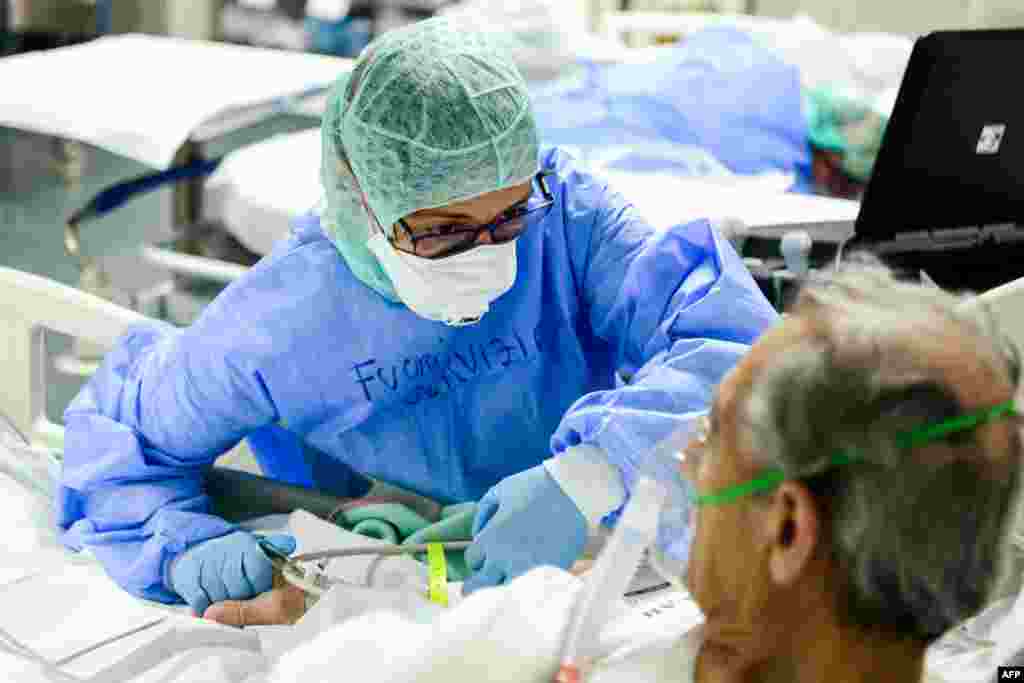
[{"xmin": 426, "ymin": 542, "xmax": 449, "ymax": 607}]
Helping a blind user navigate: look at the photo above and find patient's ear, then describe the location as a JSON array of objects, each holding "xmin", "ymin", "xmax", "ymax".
[{"xmin": 764, "ymin": 481, "xmax": 819, "ymax": 586}]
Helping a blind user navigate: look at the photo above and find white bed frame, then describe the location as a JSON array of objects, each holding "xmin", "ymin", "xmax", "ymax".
[
  {"xmin": 0, "ymin": 267, "xmax": 145, "ymax": 450},
  {"xmin": 0, "ymin": 266, "xmax": 255, "ymax": 470}
]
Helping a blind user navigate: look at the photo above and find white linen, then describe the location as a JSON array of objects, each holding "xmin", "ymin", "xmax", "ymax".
[
  {"xmin": 595, "ymin": 168, "xmax": 860, "ymax": 232},
  {"xmin": 0, "ymin": 436, "xmax": 1005, "ymax": 683},
  {"xmin": 269, "ymin": 567, "xmax": 702, "ymax": 683},
  {"xmin": 203, "ymin": 129, "xmax": 323, "ymax": 255},
  {"xmin": 0, "ymin": 35, "xmax": 350, "ymax": 169}
]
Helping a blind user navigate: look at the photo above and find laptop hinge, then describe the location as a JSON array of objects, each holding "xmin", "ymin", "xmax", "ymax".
[
  {"xmin": 874, "ymin": 224, "xmax": 1024, "ymax": 253},
  {"xmin": 875, "ymin": 230, "xmax": 937, "ymax": 253},
  {"xmin": 981, "ymin": 223, "xmax": 1024, "ymax": 244},
  {"xmin": 931, "ymin": 226, "xmax": 981, "ymax": 248}
]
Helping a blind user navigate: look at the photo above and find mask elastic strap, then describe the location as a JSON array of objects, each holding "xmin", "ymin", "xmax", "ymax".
[
  {"xmin": 695, "ymin": 400, "xmax": 1019, "ymax": 507},
  {"xmin": 357, "ymin": 187, "xmax": 387, "ymax": 238},
  {"xmin": 895, "ymin": 400, "xmax": 1018, "ymax": 450}
]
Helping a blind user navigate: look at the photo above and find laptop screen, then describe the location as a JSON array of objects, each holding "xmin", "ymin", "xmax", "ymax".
[{"xmin": 855, "ymin": 30, "xmax": 1024, "ymax": 243}]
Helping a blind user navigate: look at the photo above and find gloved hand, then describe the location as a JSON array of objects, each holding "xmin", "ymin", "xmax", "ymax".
[
  {"xmin": 166, "ymin": 531, "xmax": 296, "ymax": 616},
  {"xmin": 463, "ymin": 465, "xmax": 587, "ymax": 595}
]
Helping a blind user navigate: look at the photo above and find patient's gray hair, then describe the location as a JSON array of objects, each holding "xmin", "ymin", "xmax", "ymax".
[{"xmin": 740, "ymin": 255, "xmax": 1023, "ymax": 642}]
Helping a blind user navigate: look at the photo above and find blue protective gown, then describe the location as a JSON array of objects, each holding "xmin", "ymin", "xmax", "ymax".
[{"xmin": 57, "ymin": 148, "xmax": 778, "ymax": 603}]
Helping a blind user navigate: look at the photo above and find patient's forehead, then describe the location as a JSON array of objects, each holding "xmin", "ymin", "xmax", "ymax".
[
  {"xmin": 725, "ymin": 312, "xmax": 1017, "ymax": 471},
  {"xmin": 709, "ymin": 318, "xmax": 810, "ymax": 473},
  {"xmin": 721, "ymin": 317, "xmax": 811, "ymax": 416}
]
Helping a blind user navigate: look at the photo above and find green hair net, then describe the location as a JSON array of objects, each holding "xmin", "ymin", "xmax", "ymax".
[
  {"xmin": 319, "ymin": 17, "xmax": 541, "ymax": 300},
  {"xmin": 805, "ymin": 84, "xmax": 889, "ymax": 183}
]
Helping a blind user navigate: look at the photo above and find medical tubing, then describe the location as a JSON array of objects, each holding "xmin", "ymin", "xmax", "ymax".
[
  {"xmin": 289, "ymin": 541, "xmax": 472, "ymax": 563},
  {"xmin": 281, "ymin": 561, "xmax": 329, "ymax": 598},
  {"xmin": 280, "ymin": 542, "xmax": 469, "ymax": 598},
  {"xmin": 557, "ymin": 477, "xmax": 665, "ymax": 679}
]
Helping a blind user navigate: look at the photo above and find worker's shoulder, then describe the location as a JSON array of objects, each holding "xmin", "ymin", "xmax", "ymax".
[
  {"xmin": 248, "ymin": 211, "xmax": 360, "ymax": 288},
  {"xmin": 214, "ymin": 231, "xmax": 375, "ymax": 326},
  {"xmin": 540, "ymin": 145, "xmax": 593, "ymax": 187},
  {"xmin": 258, "ymin": 230, "xmax": 344, "ymax": 279},
  {"xmin": 540, "ymin": 146, "xmax": 635, "ymax": 214}
]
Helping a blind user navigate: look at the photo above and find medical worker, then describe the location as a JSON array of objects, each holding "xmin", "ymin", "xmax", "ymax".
[{"xmin": 57, "ymin": 17, "xmax": 776, "ymax": 616}]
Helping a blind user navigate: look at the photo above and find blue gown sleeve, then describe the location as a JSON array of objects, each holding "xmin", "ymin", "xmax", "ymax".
[
  {"xmin": 550, "ymin": 164, "xmax": 779, "ymax": 495},
  {"xmin": 57, "ymin": 273, "xmax": 294, "ymax": 602}
]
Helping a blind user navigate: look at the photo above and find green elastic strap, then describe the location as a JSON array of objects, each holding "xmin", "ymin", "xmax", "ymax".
[
  {"xmin": 695, "ymin": 469, "xmax": 786, "ymax": 507},
  {"xmin": 695, "ymin": 400, "xmax": 1018, "ymax": 507},
  {"xmin": 895, "ymin": 400, "xmax": 1018, "ymax": 450}
]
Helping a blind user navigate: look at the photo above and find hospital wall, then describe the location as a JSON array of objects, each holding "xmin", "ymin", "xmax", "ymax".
[
  {"xmin": 10, "ymin": 0, "xmax": 170, "ymax": 35},
  {"xmin": 14, "ymin": 1, "xmax": 1024, "ymax": 40},
  {"xmin": 584, "ymin": 0, "xmax": 1024, "ymax": 33},
  {"xmin": 10, "ymin": 0, "xmax": 94, "ymax": 32},
  {"xmin": 754, "ymin": 0, "xmax": 1024, "ymax": 33}
]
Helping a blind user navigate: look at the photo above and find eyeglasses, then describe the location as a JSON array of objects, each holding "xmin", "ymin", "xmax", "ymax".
[
  {"xmin": 686, "ymin": 400, "xmax": 1018, "ymax": 508},
  {"xmin": 390, "ymin": 171, "xmax": 555, "ymax": 260}
]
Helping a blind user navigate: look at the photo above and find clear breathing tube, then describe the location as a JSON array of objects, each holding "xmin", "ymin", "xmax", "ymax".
[
  {"xmin": 554, "ymin": 429, "xmax": 698, "ymax": 683},
  {"xmin": 555, "ymin": 476, "xmax": 667, "ymax": 683}
]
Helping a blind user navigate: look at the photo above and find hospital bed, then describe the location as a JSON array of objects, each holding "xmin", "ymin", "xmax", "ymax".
[
  {"xmin": 0, "ymin": 264, "xmax": 473, "ymax": 682},
  {"xmin": 4, "ymin": 264, "xmax": 1024, "ymax": 681},
  {"xmin": 0, "ymin": 263, "xmax": 681, "ymax": 681},
  {"xmin": 0, "ymin": 34, "xmax": 353, "ymax": 338}
]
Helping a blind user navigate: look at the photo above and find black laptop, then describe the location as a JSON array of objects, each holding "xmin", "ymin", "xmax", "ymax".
[{"xmin": 847, "ymin": 28, "xmax": 1024, "ymax": 289}]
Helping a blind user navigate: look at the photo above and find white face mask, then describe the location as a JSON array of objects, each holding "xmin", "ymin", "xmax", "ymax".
[{"xmin": 367, "ymin": 232, "xmax": 518, "ymax": 326}]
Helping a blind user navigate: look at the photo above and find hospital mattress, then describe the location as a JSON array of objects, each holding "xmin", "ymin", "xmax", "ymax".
[
  {"xmin": 203, "ymin": 128, "xmax": 323, "ymax": 256},
  {"xmin": 0, "ymin": 35, "xmax": 349, "ymax": 171}
]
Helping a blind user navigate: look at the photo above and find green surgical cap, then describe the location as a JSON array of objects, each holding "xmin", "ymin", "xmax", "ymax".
[
  {"xmin": 805, "ymin": 84, "xmax": 889, "ymax": 183},
  {"xmin": 319, "ymin": 17, "xmax": 541, "ymax": 300}
]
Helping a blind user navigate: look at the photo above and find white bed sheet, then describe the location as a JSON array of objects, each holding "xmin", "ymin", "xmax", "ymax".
[
  {"xmin": 0, "ymin": 432, "xmax": 446, "ymax": 682},
  {"xmin": 204, "ymin": 128, "xmax": 324, "ymax": 256},
  {"xmin": 2, "ymin": 430, "xmax": 1023, "ymax": 682},
  {"xmin": 0, "ymin": 35, "xmax": 350, "ymax": 170},
  {"xmin": 595, "ymin": 168, "xmax": 859, "ymax": 233}
]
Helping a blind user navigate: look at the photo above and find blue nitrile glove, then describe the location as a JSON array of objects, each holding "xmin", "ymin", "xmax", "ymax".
[
  {"xmin": 463, "ymin": 464, "xmax": 588, "ymax": 595},
  {"xmin": 166, "ymin": 531, "xmax": 296, "ymax": 616}
]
